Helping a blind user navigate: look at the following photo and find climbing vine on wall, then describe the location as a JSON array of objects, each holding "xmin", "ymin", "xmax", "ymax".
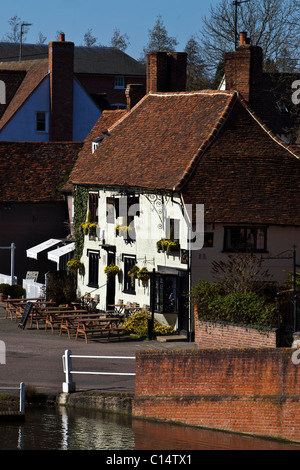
[{"xmin": 72, "ymin": 185, "xmax": 89, "ymax": 260}]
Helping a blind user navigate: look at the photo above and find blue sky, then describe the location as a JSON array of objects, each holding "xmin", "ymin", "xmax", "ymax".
[{"xmin": 0, "ymin": 0, "xmax": 219, "ymax": 60}]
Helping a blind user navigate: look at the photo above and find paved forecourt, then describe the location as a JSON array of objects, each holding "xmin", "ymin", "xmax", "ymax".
[{"xmin": 0, "ymin": 306, "xmax": 196, "ymax": 395}]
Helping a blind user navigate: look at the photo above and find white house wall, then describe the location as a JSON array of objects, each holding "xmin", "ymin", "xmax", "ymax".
[
  {"xmin": 77, "ymin": 190, "xmax": 189, "ymax": 314},
  {"xmin": 191, "ymin": 223, "xmax": 300, "ymax": 287}
]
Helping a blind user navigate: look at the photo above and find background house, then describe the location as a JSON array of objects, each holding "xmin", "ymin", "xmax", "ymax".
[
  {"xmin": 0, "ymin": 141, "xmax": 82, "ymax": 285},
  {"xmin": 0, "ymin": 34, "xmax": 146, "ymax": 141}
]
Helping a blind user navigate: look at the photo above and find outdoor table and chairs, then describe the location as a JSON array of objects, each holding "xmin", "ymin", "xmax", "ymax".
[
  {"xmin": 4, "ymin": 298, "xmax": 51, "ymax": 321},
  {"xmin": 2, "ymin": 297, "xmax": 125, "ymax": 343},
  {"xmin": 75, "ymin": 315, "xmax": 124, "ymax": 343},
  {"xmin": 107, "ymin": 304, "xmax": 127, "ymax": 315}
]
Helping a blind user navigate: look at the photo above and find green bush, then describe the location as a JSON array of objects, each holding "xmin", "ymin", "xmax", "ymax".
[
  {"xmin": 7, "ymin": 284, "xmax": 25, "ymax": 298},
  {"xmin": 191, "ymin": 279, "xmax": 277, "ymax": 329},
  {"xmin": 0, "ymin": 283, "xmax": 10, "ymax": 295},
  {"xmin": 122, "ymin": 311, "xmax": 175, "ymax": 338}
]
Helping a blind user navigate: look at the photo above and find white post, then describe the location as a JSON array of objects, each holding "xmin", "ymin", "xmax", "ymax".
[
  {"xmin": 62, "ymin": 349, "xmax": 75, "ymax": 393},
  {"xmin": 19, "ymin": 382, "xmax": 25, "ymax": 413}
]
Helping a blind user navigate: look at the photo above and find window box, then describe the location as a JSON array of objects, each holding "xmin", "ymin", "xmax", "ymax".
[{"xmin": 156, "ymin": 239, "xmax": 180, "ymax": 254}]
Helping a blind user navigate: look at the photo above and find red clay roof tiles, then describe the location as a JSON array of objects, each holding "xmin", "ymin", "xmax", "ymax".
[
  {"xmin": 70, "ymin": 89, "xmax": 300, "ymax": 225},
  {"xmin": 0, "ymin": 141, "xmax": 82, "ymax": 203},
  {"xmin": 70, "ymin": 90, "xmax": 236, "ymax": 190}
]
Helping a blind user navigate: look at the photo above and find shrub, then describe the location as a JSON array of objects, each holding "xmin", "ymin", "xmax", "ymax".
[
  {"xmin": 191, "ymin": 279, "xmax": 277, "ymax": 329},
  {"xmin": 122, "ymin": 311, "xmax": 175, "ymax": 338},
  {"xmin": 0, "ymin": 284, "xmax": 10, "ymax": 295},
  {"xmin": 7, "ymin": 284, "xmax": 25, "ymax": 298},
  {"xmin": 46, "ymin": 272, "xmax": 76, "ymax": 305}
]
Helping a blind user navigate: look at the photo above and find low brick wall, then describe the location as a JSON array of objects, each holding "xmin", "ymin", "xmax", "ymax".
[
  {"xmin": 195, "ymin": 319, "xmax": 278, "ymax": 348},
  {"xmin": 133, "ymin": 348, "xmax": 300, "ymax": 442}
]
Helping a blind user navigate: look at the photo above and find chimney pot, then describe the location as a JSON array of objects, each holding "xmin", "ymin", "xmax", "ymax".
[
  {"xmin": 59, "ymin": 33, "xmax": 65, "ymax": 42},
  {"xmin": 239, "ymin": 32, "xmax": 247, "ymax": 46}
]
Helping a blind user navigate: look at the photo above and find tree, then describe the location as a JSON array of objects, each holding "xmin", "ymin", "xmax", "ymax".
[
  {"xmin": 2, "ymin": 15, "xmax": 31, "ymax": 43},
  {"xmin": 199, "ymin": 0, "xmax": 300, "ymax": 75},
  {"xmin": 140, "ymin": 15, "xmax": 178, "ymax": 62},
  {"xmin": 110, "ymin": 28, "xmax": 130, "ymax": 51},
  {"xmin": 184, "ymin": 35, "xmax": 210, "ymax": 91},
  {"xmin": 83, "ymin": 29, "xmax": 98, "ymax": 47},
  {"xmin": 37, "ymin": 32, "xmax": 47, "ymax": 44}
]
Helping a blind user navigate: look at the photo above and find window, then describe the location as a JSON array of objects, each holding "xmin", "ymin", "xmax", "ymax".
[
  {"xmin": 224, "ymin": 226, "xmax": 267, "ymax": 252},
  {"xmin": 88, "ymin": 193, "xmax": 98, "ymax": 223},
  {"xmin": 88, "ymin": 251, "xmax": 99, "ymax": 287},
  {"xmin": 123, "ymin": 256, "xmax": 136, "ymax": 293},
  {"xmin": 36, "ymin": 111, "xmax": 47, "ymax": 132},
  {"xmin": 114, "ymin": 76, "xmax": 125, "ymax": 89},
  {"xmin": 154, "ymin": 275, "xmax": 178, "ymax": 314},
  {"xmin": 127, "ymin": 196, "xmax": 140, "ymax": 227},
  {"xmin": 106, "ymin": 197, "xmax": 119, "ymax": 223},
  {"xmin": 166, "ymin": 218, "xmax": 180, "ymax": 241},
  {"xmin": 204, "ymin": 232, "xmax": 214, "ymax": 247}
]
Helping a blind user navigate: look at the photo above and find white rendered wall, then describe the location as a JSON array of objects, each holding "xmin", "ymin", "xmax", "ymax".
[{"xmin": 77, "ymin": 191, "xmax": 189, "ymax": 312}]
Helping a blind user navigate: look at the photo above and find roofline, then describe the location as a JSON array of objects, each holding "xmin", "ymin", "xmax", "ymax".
[
  {"xmin": 0, "ymin": 70, "xmax": 49, "ymax": 131},
  {"xmin": 238, "ymin": 94, "xmax": 300, "ymax": 161}
]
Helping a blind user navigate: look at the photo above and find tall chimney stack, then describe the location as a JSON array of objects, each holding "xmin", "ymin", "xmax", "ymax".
[
  {"xmin": 224, "ymin": 32, "xmax": 263, "ymax": 105},
  {"xmin": 146, "ymin": 51, "xmax": 187, "ymax": 93},
  {"xmin": 48, "ymin": 33, "xmax": 74, "ymax": 141}
]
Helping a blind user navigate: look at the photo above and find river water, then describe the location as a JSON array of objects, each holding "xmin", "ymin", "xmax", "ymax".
[{"xmin": 0, "ymin": 406, "xmax": 300, "ymax": 451}]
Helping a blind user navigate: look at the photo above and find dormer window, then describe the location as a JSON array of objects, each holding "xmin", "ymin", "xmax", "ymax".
[{"xmin": 92, "ymin": 135, "xmax": 105, "ymax": 153}]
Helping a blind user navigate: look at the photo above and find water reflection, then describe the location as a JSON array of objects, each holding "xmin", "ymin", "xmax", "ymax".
[{"xmin": 0, "ymin": 406, "xmax": 300, "ymax": 450}]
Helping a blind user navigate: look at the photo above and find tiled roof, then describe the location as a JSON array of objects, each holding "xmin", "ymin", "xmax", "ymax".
[
  {"xmin": 182, "ymin": 99, "xmax": 300, "ymax": 225},
  {"xmin": 70, "ymin": 89, "xmax": 300, "ymax": 225},
  {"xmin": 70, "ymin": 90, "xmax": 236, "ymax": 190},
  {"xmin": 0, "ymin": 60, "xmax": 48, "ymax": 130},
  {"xmin": 0, "ymin": 43, "xmax": 145, "ymax": 76},
  {"xmin": 0, "ymin": 141, "xmax": 82, "ymax": 203},
  {"xmin": 65, "ymin": 110, "xmax": 126, "ymax": 192}
]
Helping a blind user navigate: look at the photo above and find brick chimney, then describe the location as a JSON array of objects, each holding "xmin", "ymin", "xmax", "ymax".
[
  {"xmin": 125, "ymin": 83, "xmax": 146, "ymax": 111},
  {"xmin": 146, "ymin": 51, "xmax": 187, "ymax": 93},
  {"xmin": 48, "ymin": 33, "xmax": 74, "ymax": 141},
  {"xmin": 224, "ymin": 32, "xmax": 263, "ymax": 105}
]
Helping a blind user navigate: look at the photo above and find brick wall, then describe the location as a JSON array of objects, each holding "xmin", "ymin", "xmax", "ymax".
[
  {"xmin": 146, "ymin": 52, "xmax": 187, "ymax": 93},
  {"xmin": 133, "ymin": 348, "xmax": 300, "ymax": 442},
  {"xmin": 194, "ymin": 319, "xmax": 278, "ymax": 348},
  {"xmin": 49, "ymin": 35, "xmax": 74, "ymax": 141},
  {"xmin": 224, "ymin": 32, "xmax": 263, "ymax": 106}
]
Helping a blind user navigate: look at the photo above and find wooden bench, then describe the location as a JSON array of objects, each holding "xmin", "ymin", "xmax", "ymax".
[
  {"xmin": 59, "ymin": 311, "xmax": 92, "ymax": 338},
  {"xmin": 45, "ymin": 308, "xmax": 86, "ymax": 334},
  {"xmin": 75, "ymin": 317, "xmax": 124, "ymax": 343}
]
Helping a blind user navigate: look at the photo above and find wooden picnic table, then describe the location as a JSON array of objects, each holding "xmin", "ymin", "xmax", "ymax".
[
  {"xmin": 75, "ymin": 316, "xmax": 124, "ymax": 343},
  {"xmin": 45, "ymin": 309, "xmax": 89, "ymax": 334},
  {"xmin": 14, "ymin": 301, "xmax": 54, "ymax": 323},
  {"xmin": 30, "ymin": 305, "xmax": 77, "ymax": 330},
  {"xmin": 59, "ymin": 311, "xmax": 100, "ymax": 338},
  {"xmin": 4, "ymin": 298, "xmax": 47, "ymax": 320}
]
